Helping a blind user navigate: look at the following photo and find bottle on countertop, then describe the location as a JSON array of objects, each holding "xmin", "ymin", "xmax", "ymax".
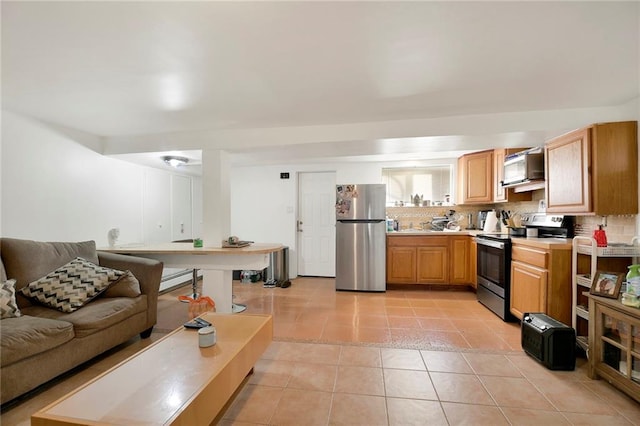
[
  {"xmin": 386, "ymin": 216, "xmax": 394, "ymax": 232},
  {"xmin": 626, "ymin": 264, "xmax": 640, "ymax": 296},
  {"xmin": 593, "ymin": 225, "xmax": 608, "ymax": 247}
]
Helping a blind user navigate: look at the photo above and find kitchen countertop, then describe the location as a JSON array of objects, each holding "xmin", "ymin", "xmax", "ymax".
[
  {"xmin": 509, "ymin": 237, "xmax": 573, "ymax": 250},
  {"xmin": 387, "ymin": 231, "xmax": 573, "ymax": 249},
  {"xmin": 387, "ymin": 230, "xmax": 484, "ymax": 236}
]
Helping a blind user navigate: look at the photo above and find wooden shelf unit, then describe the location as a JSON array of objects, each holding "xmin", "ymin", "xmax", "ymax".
[
  {"xmin": 587, "ymin": 294, "xmax": 640, "ymax": 403},
  {"xmin": 571, "ymin": 236, "xmax": 640, "ymax": 352}
]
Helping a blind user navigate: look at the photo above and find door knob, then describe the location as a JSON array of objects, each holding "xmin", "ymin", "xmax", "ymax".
[{"xmin": 297, "ymin": 220, "xmax": 303, "ymax": 232}]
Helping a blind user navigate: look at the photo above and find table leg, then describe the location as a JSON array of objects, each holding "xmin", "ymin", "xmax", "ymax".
[{"xmin": 202, "ymin": 270, "xmax": 234, "ymax": 314}]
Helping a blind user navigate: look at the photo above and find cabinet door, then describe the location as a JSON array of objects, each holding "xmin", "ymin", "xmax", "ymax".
[
  {"xmin": 545, "ymin": 128, "xmax": 591, "ymax": 213},
  {"xmin": 460, "ymin": 150, "xmax": 493, "ymax": 204},
  {"xmin": 494, "ymin": 149, "xmax": 508, "ymax": 202},
  {"xmin": 590, "ymin": 121, "xmax": 638, "ymax": 215},
  {"xmin": 510, "ymin": 260, "xmax": 548, "ymax": 320},
  {"xmin": 417, "ymin": 246, "xmax": 448, "ymax": 284},
  {"xmin": 386, "ymin": 247, "xmax": 416, "ymax": 284},
  {"xmin": 470, "ymin": 239, "xmax": 477, "ymax": 289},
  {"xmin": 450, "ymin": 237, "xmax": 470, "ymax": 284}
]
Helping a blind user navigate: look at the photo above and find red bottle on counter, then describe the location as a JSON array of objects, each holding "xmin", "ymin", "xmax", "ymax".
[{"xmin": 593, "ymin": 225, "xmax": 608, "ymax": 247}]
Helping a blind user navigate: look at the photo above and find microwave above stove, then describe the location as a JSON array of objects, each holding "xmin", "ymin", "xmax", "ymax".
[{"xmin": 501, "ymin": 147, "xmax": 544, "ymax": 187}]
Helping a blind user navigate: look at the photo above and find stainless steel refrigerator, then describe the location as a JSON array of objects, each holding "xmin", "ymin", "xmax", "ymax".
[{"xmin": 335, "ymin": 184, "xmax": 386, "ymax": 292}]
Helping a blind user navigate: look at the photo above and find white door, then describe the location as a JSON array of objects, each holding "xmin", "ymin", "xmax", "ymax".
[
  {"xmin": 298, "ymin": 172, "xmax": 336, "ymax": 277},
  {"xmin": 143, "ymin": 169, "xmax": 171, "ymax": 244},
  {"xmin": 171, "ymin": 175, "xmax": 193, "ymax": 241}
]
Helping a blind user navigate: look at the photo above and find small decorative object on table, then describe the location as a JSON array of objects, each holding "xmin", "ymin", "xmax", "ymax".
[
  {"xmin": 590, "ymin": 271, "xmax": 624, "ymax": 299},
  {"xmin": 178, "ymin": 295, "xmax": 216, "ymax": 319},
  {"xmin": 107, "ymin": 228, "xmax": 120, "ymax": 248},
  {"xmin": 193, "ymin": 238, "xmax": 203, "ymax": 248},
  {"xmin": 198, "ymin": 325, "xmax": 217, "ymax": 347}
]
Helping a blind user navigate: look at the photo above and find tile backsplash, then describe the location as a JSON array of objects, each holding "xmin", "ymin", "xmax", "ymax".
[
  {"xmin": 574, "ymin": 215, "xmax": 637, "ymax": 244},
  {"xmin": 385, "ymin": 190, "xmax": 544, "ymax": 231},
  {"xmin": 386, "ymin": 188, "xmax": 638, "ymax": 242}
]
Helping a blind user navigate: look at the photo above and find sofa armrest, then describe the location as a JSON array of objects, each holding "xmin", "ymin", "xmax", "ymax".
[{"xmin": 97, "ymin": 251, "xmax": 163, "ymax": 329}]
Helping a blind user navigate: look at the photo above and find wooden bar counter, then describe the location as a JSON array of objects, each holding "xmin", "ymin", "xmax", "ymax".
[{"xmin": 101, "ymin": 243, "xmax": 284, "ymax": 313}]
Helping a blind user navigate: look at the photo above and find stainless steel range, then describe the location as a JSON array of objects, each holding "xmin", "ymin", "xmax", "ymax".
[
  {"xmin": 476, "ymin": 213, "xmax": 574, "ymax": 321},
  {"xmin": 476, "ymin": 234, "xmax": 514, "ymax": 321}
]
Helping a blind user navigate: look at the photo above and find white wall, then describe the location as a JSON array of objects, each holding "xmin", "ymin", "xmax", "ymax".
[
  {"xmin": 2, "ymin": 112, "xmax": 143, "ymax": 245},
  {"xmin": 1, "ymin": 111, "xmax": 200, "ymax": 250},
  {"xmin": 230, "ymin": 158, "xmax": 456, "ymax": 278}
]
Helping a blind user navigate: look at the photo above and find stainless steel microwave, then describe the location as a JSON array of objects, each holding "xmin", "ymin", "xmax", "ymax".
[{"xmin": 502, "ymin": 148, "xmax": 544, "ymax": 187}]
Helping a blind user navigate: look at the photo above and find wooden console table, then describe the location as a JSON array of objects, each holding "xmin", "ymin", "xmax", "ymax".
[
  {"xmin": 587, "ymin": 294, "xmax": 640, "ymax": 403},
  {"xmin": 32, "ymin": 313, "xmax": 273, "ymax": 425},
  {"xmin": 101, "ymin": 243, "xmax": 283, "ymax": 313}
]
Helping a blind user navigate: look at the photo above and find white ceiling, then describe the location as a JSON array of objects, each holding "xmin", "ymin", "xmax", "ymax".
[{"xmin": 2, "ymin": 1, "xmax": 639, "ymax": 170}]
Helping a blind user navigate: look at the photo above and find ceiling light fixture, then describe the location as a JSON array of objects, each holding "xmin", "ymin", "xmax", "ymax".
[{"xmin": 162, "ymin": 156, "xmax": 189, "ymax": 168}]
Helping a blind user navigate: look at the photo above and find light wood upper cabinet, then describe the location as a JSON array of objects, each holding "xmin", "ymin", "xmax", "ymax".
[
  {"xmin": 545, "ymin": 121, "xmax": 638, "ymax": 215},
  {"xmin": 493, "ymin": 148, "xmax": 533, "ymax": 203},
  {"xmin": 458, "ymin": 150, "xmax": 494, "ymax": 204}
]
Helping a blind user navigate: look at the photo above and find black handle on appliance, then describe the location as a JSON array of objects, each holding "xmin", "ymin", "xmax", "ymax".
[{"xmin": 476, "ymin": 238, "xmax": 505, "ymax": 250}]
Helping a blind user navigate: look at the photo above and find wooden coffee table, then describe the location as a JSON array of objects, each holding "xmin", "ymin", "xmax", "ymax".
[{"xmin": 31, "ymin": 313, "xmax": 273, "ymax": 425}]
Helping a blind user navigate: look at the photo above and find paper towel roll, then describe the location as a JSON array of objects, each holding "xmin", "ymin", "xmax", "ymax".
[{"xmin": 483, "ymin": 210, "xmax": 499, "ymax": 232}]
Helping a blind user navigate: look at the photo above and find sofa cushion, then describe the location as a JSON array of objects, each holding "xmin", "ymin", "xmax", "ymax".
[
  {"xmin": 0, "ymin": 238, "xmax": 99, "ymax": 309},
  {"xmin": 0, "ymin": 257, "xmax": 7, "ymax": 282},
  {"xmin": 21, "ymin": 257, "xmax": 126, "ymax": 313},
  {"xmin": 21, "ymin": 295, "xmax": 147, "ymax": 338},
  {"xmin": 103, "ymin": 270, "xmax": 141, "ymax": 298},
  {"xmin": 0, "ymin": 315, "xmax": 74, "ymax": 367},
  {"xmin": 1, "ymin": 279, "xmax": 21, "ymax": 319}
]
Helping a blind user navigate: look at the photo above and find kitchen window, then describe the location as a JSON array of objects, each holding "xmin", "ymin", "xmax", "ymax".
[{"xmin": 382, "ymin": 166, "xmax": 452, "ymax": 206}]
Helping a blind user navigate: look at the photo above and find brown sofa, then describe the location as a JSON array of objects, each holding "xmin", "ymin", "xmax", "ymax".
[{"xmin": 0, "ymin": 238, "xmax": 163, "ymax": 405}]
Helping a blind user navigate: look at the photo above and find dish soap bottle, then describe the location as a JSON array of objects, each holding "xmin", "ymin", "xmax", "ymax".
[
  {"xmin": 626, "ymin": 264, "xmax": 640, "ymax": 295},
  {"xmin": 593, "ymin": 225, "xmax": 608, "ymax": 248}
]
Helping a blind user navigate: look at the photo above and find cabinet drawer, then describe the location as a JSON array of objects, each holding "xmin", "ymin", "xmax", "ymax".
[
  {"xmin": 512, "ymin": 245, "xmax": 548, "ymax": 268},
  {"xmin": 387, "ymin": 236, "xmax": 449, "ymax": 246}
]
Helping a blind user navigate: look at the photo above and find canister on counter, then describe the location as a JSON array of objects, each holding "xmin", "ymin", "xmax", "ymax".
[{"xmin": 198, "ymin": 325, "xmax": 217, "ymax": 347}]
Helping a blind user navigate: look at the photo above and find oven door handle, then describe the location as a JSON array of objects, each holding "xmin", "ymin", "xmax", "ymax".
[{"xmin": 476, "ymin": 238, "xmax": 506, "ymax": 250}]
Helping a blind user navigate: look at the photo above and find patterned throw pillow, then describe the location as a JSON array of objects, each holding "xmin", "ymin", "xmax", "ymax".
[
  {"xmin": 21, "ymin": 257, "xmax": 126, "ymax": 313},
  {"xmin": 1, "ymin": 279, "xmax": 21, "ymax": 319}
]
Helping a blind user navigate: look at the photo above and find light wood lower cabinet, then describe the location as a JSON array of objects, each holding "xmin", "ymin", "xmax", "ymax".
[
  {"xmin": 470, "ymin": 238, "xmax": 477, "ymax": 289},
  {"xmin": 509, "ymin": 243, "xmax": 572, "ymax": 325},
  {"xmin": 450, "ymin": 236, "xmax": 470, "ymax": 284},
  {"xmin": 510, "ymin": 260, "xmax": 547, "ymax": 319},
  {"xmin": 386, "ymin": 246, "xmax": 417, "ymax": 284},
  {"xmin": 417, "ymin": 246, "xmax": 448, "ymax": 283},
  {"xmin": 386, "ymin": 235, "xmax": 471, "ymax": 286}
]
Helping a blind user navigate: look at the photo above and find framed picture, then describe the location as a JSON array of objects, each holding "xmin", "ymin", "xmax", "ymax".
[{"xmin": 590, "ymin": 271, "xmax": 624, "ymax": 299}]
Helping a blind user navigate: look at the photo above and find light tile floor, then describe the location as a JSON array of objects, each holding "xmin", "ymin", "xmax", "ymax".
[{"xmin": 2, "ymin": 277, "xmax": 639, "ymax": 425}]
